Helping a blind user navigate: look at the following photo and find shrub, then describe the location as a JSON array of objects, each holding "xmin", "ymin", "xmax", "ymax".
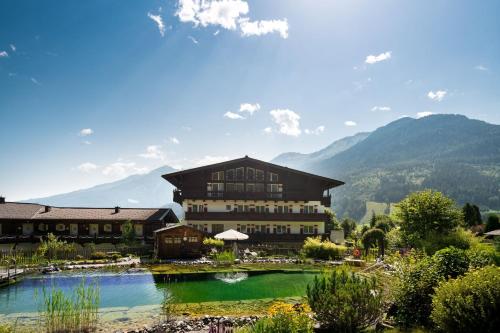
[
  {"xmin": 302, "ymin": 237, "xmax": 347, "ymax": 260},
  {"xmin": 213, "ymin": 250, "xmax": 235, "ymax": 264},
  {"xmin": 307, "ymin": 267, "xmax": 384, "ymax": 331},
  {"xmin": 386, "ymin": 228, "xmax": 404, "ymax": 250},
  {"xmin": 0, "ymin": 324, "xmax": 13, "ymax": 333},
  {"xmin": 90, "ymin": 251, "xmax": 107, "ymax": 260},
  {"xmin": 203, "ymin": 237, "xmax": 224, "ymax": 248},
  {"xmin": 431, "ymin": 266, "xmax": 500, "ymax": 333},
  {"xmin": 466, "ymin": 243, "xmax": 500, "ymax": 267},
  {"xmin": 361, "ymin": 228, "xmax": 385, "ymax": 256},
  {"xmin": 431, "ymin": 247, "xmax": 469, "ymax": 279},
  {"xmin": 236, "ymin": 301, "xmax": 313, "ymax": 333},
  {"xmin": 485, "ymin": 214, "xmax": 500, "ymax": 232},
  {"xmin": 417, "ymin": 228, "xmax": 477, "ymax": 255}
]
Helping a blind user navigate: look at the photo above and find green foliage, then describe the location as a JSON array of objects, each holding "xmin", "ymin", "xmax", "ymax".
[
  {"xmin": 386, "ymin": 228, "xmax": 404, "ymax": 250},
  {"xmin": 236, "ymin": 302, "xmax": 313, "ymax": 333},
  {"xmin": 325, "ymin": 208, "xmax": 341, "ymax": 232},
  {"xmin": 374, "ymin": 214, "xmax": 395, "ymax": 233},
  {"xmin": 361, "ymin": 228, "xmax": 386, "ymax": 256},
  {"xmin": 38, "ymin": 278, "xmax": 100, "ymax": 333},
  {"xmin": 302, "ymin": 237, "xmax": 347, "ymax": 260},
  {"xmin": 38, "ymin": 233, "xmax": 75, "ymax": 260},
  {"xmin": 462, "ymin": 203, "xmax": 482, "ymax": 227},
  {"xmin": 431, "ymin": 247, "xmax": 469, "ymax": 279},
  {"xmin": 395, "ymin": 190, "xmax": 462, "ymax": 246},
  {"xmin": 121, "ymin": 220, "xmax": 136, "ymax": 245},
  {"xmin": 417, "ymin": 227, "xmax": 477, "ymax": 255},
  {"xmin": 307, "ymin": 267, "xmax": 384, "ymax": 332},
  {"xmin": 0, "ymin": 324, "xmax": 13, "ymax": 333},
  {"xmin": 431, "ymin": 266, "xmax": 500, "ymax": 333},
  {"xmin": 203, "ymin": 237, "xmax": 224, "ymax": 248},
  {"xmin": 340, "ymin": 218, "xmax": 357, "ymax": 238},
  {"xmin": 392, "ymin": 255, "xmax": 440, "ymax": 328},
  {"xmin": 90, "ymin": 251, "xmax": 106, "ymax": 260},
  {"xmin": 466, "ymin": 243, "xmax": 500, "ymax": 267},
  {"xmin": 213, "ymin": 250, "xmax": 235, "ymax": 264},
  {"xmin": 485, "ymin": 214, "xmax": 500, "ymax": 232}
]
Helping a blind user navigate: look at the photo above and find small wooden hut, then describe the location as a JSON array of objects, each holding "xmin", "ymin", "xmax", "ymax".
[{"xmin": 154, "ymin": 224, "xmax": 205, "ymax": 259}]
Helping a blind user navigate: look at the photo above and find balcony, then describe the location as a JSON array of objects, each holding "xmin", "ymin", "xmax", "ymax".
[
  {"xmin": 173, "ymin": 189, "xmax": 183, "ymax": 205},
  {"xmin": 321, "ymin": 194, "xmax": 332, "ymax": 207},
  {"xmin": 179, "ymin": 190, "xmax": 327, "ymax": 203},
  {"xmin": 185, "ymin": 211, "xmax": 327, "ymax": 222}
]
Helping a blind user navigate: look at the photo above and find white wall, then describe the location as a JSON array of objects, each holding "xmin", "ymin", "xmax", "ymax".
[
  {"xmin": 184, "ymin": 219, "xmax": 325, "ymax": 234},
  {"xmin": 183, "ymin": 199, "xmax": 326, "ymax": 213}
]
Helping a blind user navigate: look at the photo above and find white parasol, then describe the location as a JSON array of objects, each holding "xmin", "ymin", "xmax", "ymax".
[{"xmin": 214, "ymin": 229, "xmax": 249, "ymax": 241}]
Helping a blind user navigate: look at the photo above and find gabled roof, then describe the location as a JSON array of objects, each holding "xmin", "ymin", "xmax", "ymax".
[
  {"xmin": 0, "ymin": 202, "xmax": 178, "ymax": 223},
  {"xmin": 153, "ymin": 223, "xmax": 204, "ymax": 233},
  {"xmin": 162, "ymin": 155, "xmax": 344, "ymax": 188}
]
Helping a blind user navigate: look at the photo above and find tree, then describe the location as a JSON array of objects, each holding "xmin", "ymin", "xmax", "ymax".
[
  {"xmin": 394, "ymin": 190, "xmax": 462, "ymax": 246},
  {"xmin": 361, "ymin": 228, "xmax": 386, "ymax": 257},
  {"xmin": 462, "ymin": 203, "xmax": 482, "ymax": 227},
  {"xmin": 121, "ymin": 220, "xmax": 137, "ymax": 245},
  {"xmin": 485, "ymin": 214, "xmax": 500, "ymax": 232},
  {"xmin": 374, "ymin": 214, "xmax": 395, "ymax": 233},
  {"xmin": 340, "ymin": 218, "xmax": 357, "ymax": 238},
  {"xmin": 38, "ymin": 233, "xmax": 75, "ymax": 260},
  {"xmin": 307, "ymin": 267, "xmax": 384, "ymax": 332},
  {"xmin": 370, "ymin": 211, "xmax": 376, "ymax": 228},
  {"xmin": 324, "ymin": 208, "xmax": 340, "ymax": 232}
]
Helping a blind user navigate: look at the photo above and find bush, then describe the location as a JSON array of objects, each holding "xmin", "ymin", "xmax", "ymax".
[
  {"xmin": 485, "ymin": 214, "xmax": 500, "ymax": 232},
  {"xmin": 90, "ymin": 251, "xmax": 107, "ymax": 260},
  {"xmin": 431, "ymin": 246, "xmax": 469, "ymax": 279},
  {"xmin": 431, "ymin": 266, "xmax": 500, "ymax": 333},
  {"xmin": 237, "ymin": 302, "xmax": 313, "ymax": 333},
  {"xmin": 302, "ymin": 237, "xmax": 347, "ymax": 260},
  {"xmin": 466, "ymin": 243, "xmax": 500, "ymax": 267},
  {"xmin": 361, "ymin": 228, "xmax": 385, "ymax": 256},
  {"xmin": 417, "ymin": 228, "xmax": 477, "ymax": 255},
  {"xmin": 213, "ymin": 250, "xmax": 235, "ymax": 264},
  {"xmin": 386, "ymin": 228, "xmax": 404, "ymax": 250},
  {"xmin": 307, "ymin": 267, "xmax": 384, "ymax": 331},
  {"xmin": 203, "ymin": 237, "xmax": 224, "ymax": 248}
]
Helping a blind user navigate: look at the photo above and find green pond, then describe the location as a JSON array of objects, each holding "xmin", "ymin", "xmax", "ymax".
[{"xmin": 0, "ymin": 270, "xmax": 317, "ymax": 314}]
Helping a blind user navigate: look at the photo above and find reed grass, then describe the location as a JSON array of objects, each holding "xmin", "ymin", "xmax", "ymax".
[{"xmin": 37, "ymin": 278, "xmax": 100, "ymax": 333}]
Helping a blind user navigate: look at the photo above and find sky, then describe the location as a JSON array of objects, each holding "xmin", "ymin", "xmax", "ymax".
[{"xmin": 1, "ymin": 0, "xmax": 499, "ymax": 200}]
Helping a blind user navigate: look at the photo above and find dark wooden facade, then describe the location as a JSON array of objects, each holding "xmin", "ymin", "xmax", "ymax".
[
  {"xmin": 164, "ymin": 156, "xmax": 343, "ymax": 207},
  {"xmin": 154, "ymin": 225, "xmax": 205, "ymax": 259}
]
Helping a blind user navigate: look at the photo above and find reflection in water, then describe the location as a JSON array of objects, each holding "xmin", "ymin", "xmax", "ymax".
[{"xmin": 214, "ymin": 272, "xmax": 249, "ymax": 284}]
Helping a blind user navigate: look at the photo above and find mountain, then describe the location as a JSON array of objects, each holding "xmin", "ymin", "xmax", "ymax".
[
  {"xmin": 271, "ymin": 132, "xmax": 370, "ymax": 170},
  {"xmin": 274, "ymin": 114, "xmax": 500, "ymax": 220},
  {"xmin": 23, "ymin": 165, "xmax": 183, "ymax": 217}
]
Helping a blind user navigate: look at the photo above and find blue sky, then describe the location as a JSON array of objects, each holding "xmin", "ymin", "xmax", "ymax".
[{"xmin": 1, "ymin": 0, "xmax": 499, "ymax": 200}]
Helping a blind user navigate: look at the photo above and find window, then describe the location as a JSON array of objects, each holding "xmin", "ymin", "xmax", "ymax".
[
  {"xmin": 240, "ymin": 225, "xmax": 247, "ymax": 233},
  {"xmin": 227, "ymin": 183, "xmax": 244, "ymax": 192},
  {"xmin": 191, "ymin": 204, "xmax": 203, "ymax": 213},
  {"xmin": 212, "ymin": 224, "xmax": 224, "ymax": 233},
  {"xmin": 226, "ymin": 169, "xmax": 235, "ymax": 181},
  {"xmin": 256, "ymin": 206, "xmax": 265, "ymax": 213},
  {"xmin": 246, "ymin": 183, "xmax": 255, "ymax": 192},
  {"xmin": 56, "ymin": 224, "xmax": 65, "ymax": 231},
  {"xmin": 207, "ymin": 183, "xmax": 224, "ymax": 192},
  {"xmin": 267, "ymin": 184, "xmax": 283, "ymax": 193},
  {"xmin": 173, "ymin": 237, "xmax": 182, "ymax": 244},
  {"xmin": 236, "ymin": 167, "xmax": 245, "ymax": 180},
  {"xmin": 188, "ymin": 237, "xmax": 198, "ymax": 243},
  {"xmin": 237, "ymin": 205, "xmax": 243, "ymax": 212},
  {"xmin": 226, "ymin": 205, "xmax": 232, "ymax": 211},
  {"xmin": 255, "ymin": 183, "xmax": 265, "ymax": 192},
  {"xmin": 246, "ymin": 167, "xmax": 255, "ymax": 181},
  {"xmin": 211, "ymin": 171, "xmax": 224, "ymax": 181},
  {"xmin": 284, "ymin": 206, "xmax": 289, "ymax": 213},
  {"xmin": 104, "ymin": 224, "xmax": 112, "ymax": 232},
  {"xmin": 256, "ymin": 169, "xmax": 264, "ymax": 181},
  {"xmin": 276, "ymin": 225, "xmax": 286, "ymax": 234},
  {"xmin": 165, "ymin": 237, "xmax": 173, "ymax": 244},
  {"xmin": 268, "ymin": 172, "xmax": 278, "ymax": 182},
  {"xmin": 303, "ymin": 226, "xmax": 314, "ymax": 234},
  {"xmin": 304, "ymin": 205, "xmax": 315, "ymax": 214}
]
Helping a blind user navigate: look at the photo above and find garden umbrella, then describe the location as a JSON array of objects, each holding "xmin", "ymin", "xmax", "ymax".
[{"xmin": 214, "ymin": 229, "xmax": 248, "ymax": 258}]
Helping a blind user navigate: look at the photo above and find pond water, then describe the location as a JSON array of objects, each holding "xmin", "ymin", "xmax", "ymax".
[{"xmin": 0, "ymin": 270, "xmax": 317, "ymax": 314}]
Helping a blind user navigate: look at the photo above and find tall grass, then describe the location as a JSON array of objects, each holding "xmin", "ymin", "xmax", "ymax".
[{"xmin": 37, "ymin": 278, "xmax": 100, "ymax": 333}]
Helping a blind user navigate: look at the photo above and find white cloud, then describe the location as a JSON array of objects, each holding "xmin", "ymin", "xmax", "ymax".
[
  {"xmin": 102, "ymin": 162, "xmax": 149, "ymax": 178},
  {"xmin": 214, "ymin": 30, "xmax": 220, "ymax": 36},
  {"xmin": 416, "ymin": 111, "xmax": 433, "ymax": 118},
  {"xmin": 31, "ymin": 77, "xmax": 40, "ymax": 85},
  {"xmin": 77, "ymin": 162, "xmax": 98, "ymax": 173},
  {"xmin": 139, "ymin": 145, "xmax": 165, "ymax": 159},
  {"xmin": 181, "ymin": 126, "xmax": 192, "ymax": 131},
  {"xmin": 239, "ymin": 103, "xmax": 260, "ymax": 115},
  {"xmin": 270, "ymin": 109, "xmax": 301, "ymax": 136},
  {"xmin": 304, "ymin": 125, "xmax": 325, "ymax": 135},
  {"xmin": 148, "ymin": 12, "xmax": 166, "ymax": 37},
  {"xmin": 0, "ymin": 51, "xmax": 8, "ymax": 58},
  {"xmin": 82, "ymin": 140, "xmax": 92, "ymax": 145},
  {"xmin": 365, "ymin": 51, "xmax": 392, "ymax": 64},
  {"xmin": 371, "ymin": 106, "xmax": 391, "ymax": 112},
  {"xmin": 427, "ymin": 90, "xmax": 447, "ymax": 102},
  {"xmin": 263, "ymin": 127, "xmax": 272, "ymax": 134},
  {"xmin": 474, "ymin": 65, "xmax": 488, "ymax": 71},
  {"xmin": 127, "ymin": 198, "xmax": 139, "ymax": 204},
  {"xmin": 188, "ymin": 35, "xmax": 199, "ymax": 44},
  {"xmin": 196, "ymin": 155, "xmax": 230, "ymax": 166},
  {"xmin": 9, "ymin": 44, "xmax": 16, "ymax": 52},
  {"xmin": 169, "ymin": 137, "xmax": 180, "ymax": 144},
  {"xmin": 79, "ymin": 128, "xmax": 93, "ymax": 137},
  {"xmin": 239, "ymin": 18, "xmax": 288, "ymax": 39},
  {"xmin": 176, "ymin": 0, "xmax": 249, "ymax": 30},
  {"xmin": 344, "ymin": 121, "xmax": 357, "ymax": 127},
  {"xmin": 224, "ymin": 111, "xmax": 245, "ymax": 119}
]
